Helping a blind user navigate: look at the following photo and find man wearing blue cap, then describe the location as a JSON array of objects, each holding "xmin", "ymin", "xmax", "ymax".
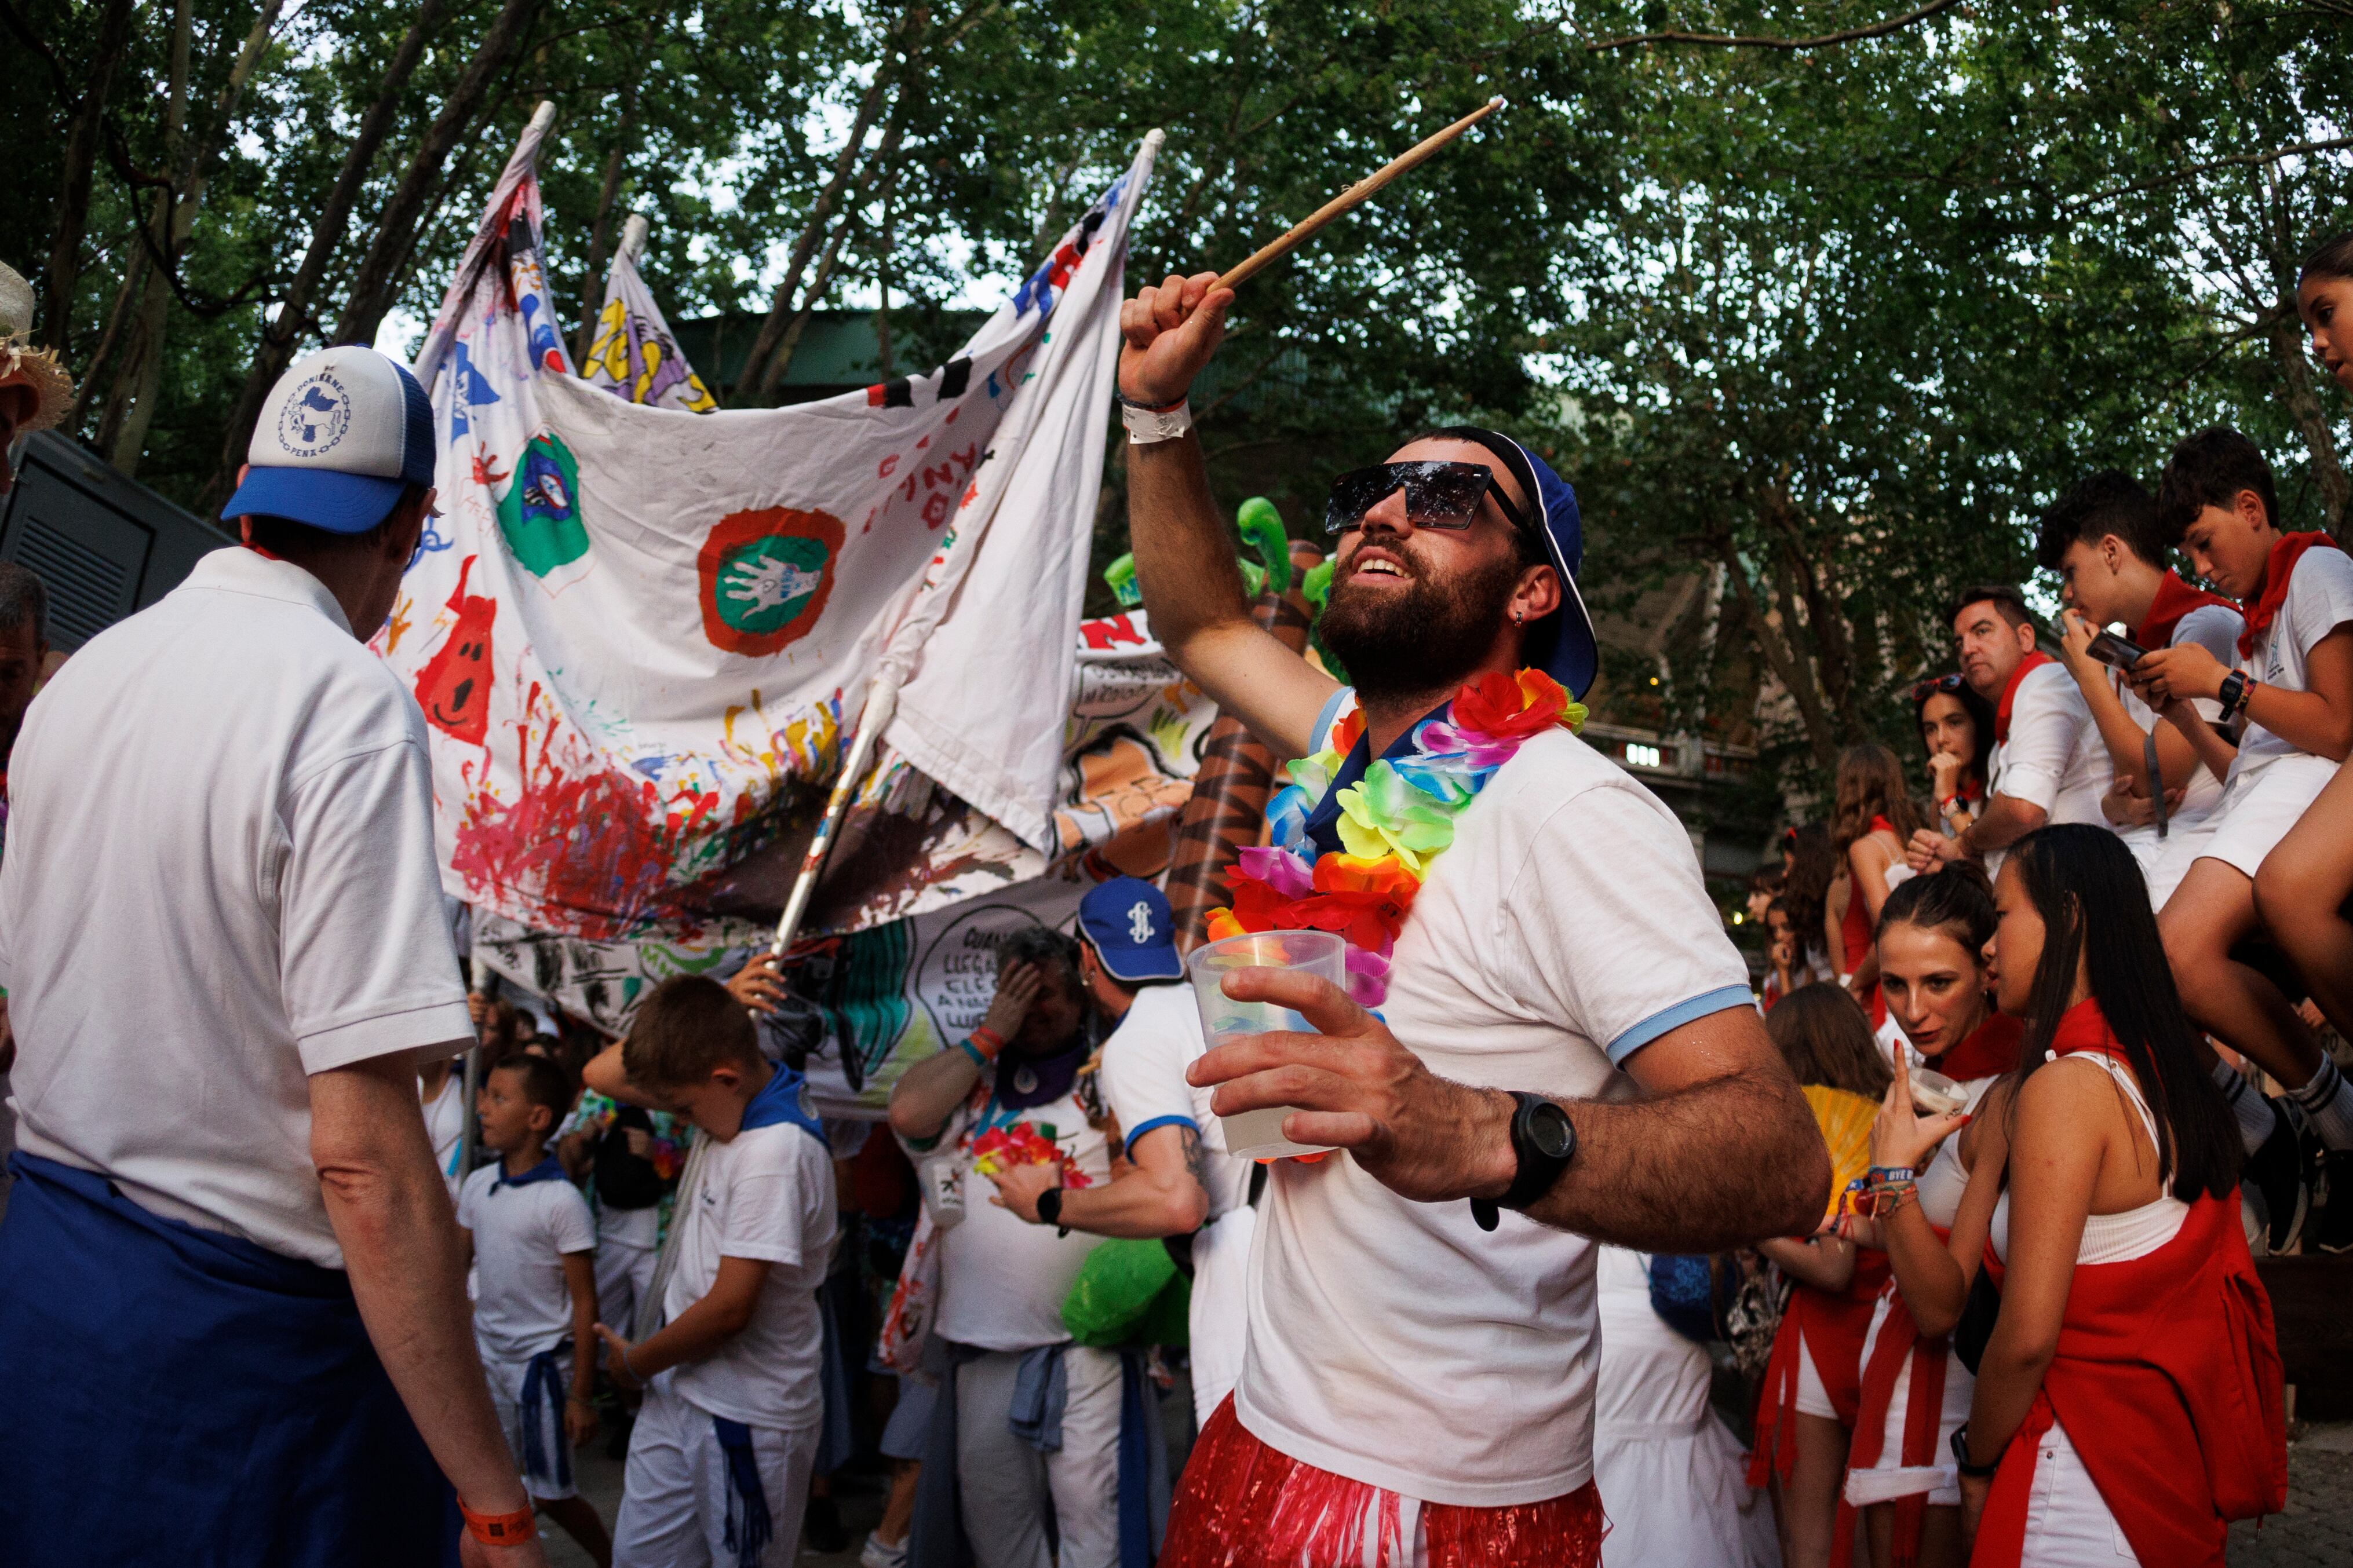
[
  {"xmin": 0, "ymin": 346, "xmax": 549, "ymax": 1566},
  {"xmin": 1115, "ymin": 275, "xmax": 1829, "ymax": 1564},
  {"xmin": 983, "ymin": 877, "xmax": 1255, "ymax": 1423}
]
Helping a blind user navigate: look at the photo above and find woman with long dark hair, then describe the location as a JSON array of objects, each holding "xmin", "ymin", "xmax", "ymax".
[
  {"xmin": 1838, "ymin": 867, "xmax": 2022, "ymax": 1568},
  {"xmin": 1950, "ymin": 827, "xmax": 2283, "ymax": 1563},
  {"xmin": 1748, "ymin": 984, "xmax": 1890, "ymax": 1568},
  {"xmin": 1780, "ymin": 825, "xmax": 1841, "ymax": 990},
  {"xmin": 1911, "ymin": 675, "xmax": 1995, "ymax": 841},
  {"xmin": 1830, "ymin": 746, "xmax": 1926, "ymax": 1027}
]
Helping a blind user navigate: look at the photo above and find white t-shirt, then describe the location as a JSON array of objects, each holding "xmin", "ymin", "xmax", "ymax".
[
  {"xmin": 2114, "ymin": 602, "xmax": 2243, "ymax": 840},
  {"xmin": 0, "ymin": 549, "xmax": 473, "ymax": 1267},
  {"xmin": 928, "ymin": 1073, "xmax": 1114, "ymax": 1352},
  {"xmin": 665, "ymin": 1119, "xmax": 836, "ymax": 1431},
  {"xmin": 1236, "ymin": 697, "xmax": 1754, "ymax": 1508},
  {"xmin": 458, "ymin": 1160, "xmax": 596, "ymax": 1361},
  {"xmin": 1097, "ymin": 983, "xmax": 1251, "ymax": 1221},
  {"xmin": 2232, "ymin": 546, "xmax": 2353, "ymax": 777},
  {"xmin": 1989, "ymin": 661, "xmax": 2107, "ymax": 828}
]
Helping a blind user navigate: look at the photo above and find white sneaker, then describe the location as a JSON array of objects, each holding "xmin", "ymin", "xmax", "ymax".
[{"xmin": 860, "ymin": 1533, "xmax": 910, "ymax": 1568}]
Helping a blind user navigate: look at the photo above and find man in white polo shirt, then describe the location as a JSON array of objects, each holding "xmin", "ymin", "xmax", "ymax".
[
  {"xmin": 1907, "ymin": 584, "xmax": 2108, "ymax": 879},
  {"xmin": 1115, "ymin": 272, "xmax": 1827, "ymax": 1565},
  {"xmin": 0, "ymin": 346, "xmax": 549, "ymax": 1567}
]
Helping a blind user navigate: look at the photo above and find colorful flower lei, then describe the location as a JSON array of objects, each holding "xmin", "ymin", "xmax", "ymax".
[
  {"xmin": 1207, "ymin": 668, "xmax": 1585, "ymax": 1006},
  {"xmin": 969, "ymin": 1120, "xmax": 1093, "ymax": 1186}
]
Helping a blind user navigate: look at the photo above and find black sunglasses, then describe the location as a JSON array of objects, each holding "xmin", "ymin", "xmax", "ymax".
[
  {"xmin": 1323, "ymin": 461, "xmax": 1532, "ymax": 537},
  {"xmin": 1910, "ymin": 672, "xmax": 1967, "ymax": 703}
]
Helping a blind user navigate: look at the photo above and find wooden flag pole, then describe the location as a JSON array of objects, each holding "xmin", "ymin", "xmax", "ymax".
[{"xmin": 1213, "ymin": 97, "xmax": 1504, "ymax": 293}]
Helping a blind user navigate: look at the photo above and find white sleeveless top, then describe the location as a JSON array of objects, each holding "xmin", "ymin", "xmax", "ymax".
[
  {"xmin": 1991, "ymin": 1054, "xmax": 2188, "ymax": 1264},
  {"xmin": 1914, "ymin": 1074, "xmax": 2006, "ymax": 1229}
]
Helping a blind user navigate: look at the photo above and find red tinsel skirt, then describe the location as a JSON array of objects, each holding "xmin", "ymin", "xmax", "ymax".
[{"xmin": 1160, "ymin": 1397, "xmax": 1606, "ymax": 1568}]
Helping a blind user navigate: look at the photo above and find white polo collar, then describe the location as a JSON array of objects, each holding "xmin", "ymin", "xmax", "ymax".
[{"xmin": 183, "ymin": 545, "xmax": 354, "ymax": 637}]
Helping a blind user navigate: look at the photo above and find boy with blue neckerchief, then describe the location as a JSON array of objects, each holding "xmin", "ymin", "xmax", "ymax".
[{"xmin": 587, "ymin": 976, "xmax": 837, "ymax": 1568}]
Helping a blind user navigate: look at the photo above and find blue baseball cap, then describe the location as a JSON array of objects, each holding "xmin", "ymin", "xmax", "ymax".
[
  {"xmin": 1430, "ymin": 427, "xmax": 1598, "ymax": 699},
  {"xmin": 1077, "ymin": 877, "xmax": 1184, "ymax": 984},
  {"xmin": 221, "ymin": 345, "xmax": 436, "ymax": 534}
]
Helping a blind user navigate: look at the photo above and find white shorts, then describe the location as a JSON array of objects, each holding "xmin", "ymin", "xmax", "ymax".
[
  {"xmin": 1794, "ymin": 1328, "xmax": 1838, "ymax": 1421},
  {"xmin": 482, "ymin": 1344, "xmax": 579, "ymax": 1501},
  {"xmin": 614, "ymin": 1373, "xmax": 819, "ymax": 1568},
  {"xmin": 2153, "ymin": 754, "xmax": 2336, "ymax": 899},
  {"xmin": 596, "ymin": 1239, "xmax": 659, "ymax": 1341},
  {"xmin": 2019, "ymin": 1419, "xmax": 2139, "ymax": 1566},
  {"xmin": 1843, "ymin": 1293, "xmax": 1972, "ymax": 1509}
]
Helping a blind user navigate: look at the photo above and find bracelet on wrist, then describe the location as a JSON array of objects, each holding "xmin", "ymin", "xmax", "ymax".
[
  {"xmin": 968, "ymin": 1026, "xmax": 1006, "ymax": 1061},
  {"xmin": 1121, "ymin": 398, "xmax": 1192, "ymax": 445},
  {"xmin": 620, "ymin": 1344, "xmax": 645, "ymax": 1383},
  {"xmin": 459, "ymin": 1500, "xmax": 539, "ymax": 1545}
]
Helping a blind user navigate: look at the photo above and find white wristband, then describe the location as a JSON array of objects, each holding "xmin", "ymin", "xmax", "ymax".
[{"xmin": 1122, "ymin": 399, "xmax": 1192, "ymax": 445}]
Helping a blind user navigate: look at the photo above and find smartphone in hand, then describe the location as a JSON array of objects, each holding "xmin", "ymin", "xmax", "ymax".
[{"xmin": 2085, "ymin": 630, "xmax": 2147, "ymax": 671}]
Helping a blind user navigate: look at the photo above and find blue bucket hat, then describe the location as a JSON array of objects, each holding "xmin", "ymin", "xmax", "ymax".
[{"xmin": 1429, "ymin": 427, "xmax": 1598, "ymax": 699}]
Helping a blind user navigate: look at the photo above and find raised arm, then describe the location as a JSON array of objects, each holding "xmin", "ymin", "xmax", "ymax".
[{"xmin": 1119, "ymin": 272, "xmax": 1339, "ymax": 759}]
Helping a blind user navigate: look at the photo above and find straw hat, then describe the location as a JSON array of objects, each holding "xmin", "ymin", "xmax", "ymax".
[{"xmin": 0, "ymin": 261, "xmax": 74, "ymax": 433}]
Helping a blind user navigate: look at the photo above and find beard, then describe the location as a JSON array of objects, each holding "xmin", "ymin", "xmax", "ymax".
[{"xmin": 1319, "ymin": 540, "xmax": 1524, "ymax": 701}]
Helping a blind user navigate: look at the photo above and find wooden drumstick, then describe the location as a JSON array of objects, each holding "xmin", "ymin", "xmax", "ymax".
[{"xmin": 1213, "ymin": 97, "xmax": 1505, "ymax": 293}]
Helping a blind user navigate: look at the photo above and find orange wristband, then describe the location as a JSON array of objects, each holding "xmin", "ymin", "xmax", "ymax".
[
  {"xmin": 967, "ymin": 1025, "xmax": 1006, "ymax": 1061},
  {"xmin": 459, "ymin": 1500, "xmax": 538, "ymax": 1545}
]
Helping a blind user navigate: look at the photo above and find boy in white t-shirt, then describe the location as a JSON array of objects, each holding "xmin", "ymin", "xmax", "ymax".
[
  {"xmin": 2036, "ymin": 469, "xmax": 2245, "ymax": 901},
  {"xmin": 456, "ymin": 1053, "xmax": 610, "ymax": 1564},
  {"xmin": 588, "ymin": 976, "xmax": 838, "ymax": 1568},
  {"xmin": 2128, "ymin": 427, "xmax": 2353, "ymax": 1172}
]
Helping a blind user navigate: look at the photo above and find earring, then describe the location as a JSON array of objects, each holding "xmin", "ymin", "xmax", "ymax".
[{"xmin": 1512, "ymin": 610, "xmax": 1524, "ymax": 624}]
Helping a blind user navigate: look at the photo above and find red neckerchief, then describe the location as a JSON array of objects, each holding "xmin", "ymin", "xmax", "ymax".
[
  {"xmin": 2237, "ymin": 532, "xmax": 2341, "ymax": 658},
  {"xmin": 1937, "ymin": 1009, "xmax": 2022, "ymax": 1080},
  {"xmin": 2048, "ymin": 995, "xmax": 2125, "ymax": 1061},
  {"xmin": 1992, "ymin": 651, "xmax": 2056, "ymax": 745},
  {"xmin": 2135, "ymin": 570, "xmax": 2236, "ymax": 652},
  {"xmin": 242, "ymin": 542, "xmax": 284, "ymax": 562}
]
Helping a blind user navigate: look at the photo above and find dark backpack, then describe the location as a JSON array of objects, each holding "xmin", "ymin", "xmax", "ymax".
[{"xmin": 592, "ymin": 1106, "xmax": 672, "ymax": 1211}]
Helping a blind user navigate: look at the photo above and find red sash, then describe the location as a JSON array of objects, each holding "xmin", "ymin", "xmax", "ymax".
[
  {"xmin": 1934, "ymin": 1011, "xmax": 2022, "ymax": 1083},
  {"xmin": 2136, "ymin": 569, "xmax": 2236, "ymax": 652},
  {"xmin": 2238, "ymin": 531, "xmax": 2342, "ymax": 658},
  {"xmin": 1834, "ymin": 1231, "xmax": 1954, "ymax": 1568},
  {"xmin": 1748, "ymin": 1251, "xmax": 1890, "ymax": 1487},
  {"xmin": 1992, "ymin": 653, "xmax": 2055, "ymax": 746},
  {"xmin": 1968, "ymin": 1194, "xmax": 2286, "ymax": 1566}
]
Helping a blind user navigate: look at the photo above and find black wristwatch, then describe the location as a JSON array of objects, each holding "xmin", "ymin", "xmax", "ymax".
[
  {"xmin": 1951, "ymin": 1423, "xmax": 1999, "ymax": 1479},
  {"xmin": 2218, "ymin": 670, "xmax": 2253, "ymax": 723},
  {"xmin": 1034, "ymin": 1187, "xmax": 1069, "ymax": 1236},
  {"xmin": 1471, "ymin": 1091, "xmax": 1578, "ymax": 1233}
]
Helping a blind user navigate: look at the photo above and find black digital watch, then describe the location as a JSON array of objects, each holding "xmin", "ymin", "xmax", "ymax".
[{"xmin": 1471, "ymin": 1091, "xmax": 1578, "ymax": 1233}]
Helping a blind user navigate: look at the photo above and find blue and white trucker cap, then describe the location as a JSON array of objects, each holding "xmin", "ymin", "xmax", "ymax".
[
  {"xmin": 221, "ymin": 345, "xmax": 435, "ymax": 534},
  {"xmin": 1077, "ymin": 876, "xmax": 1185, "ymax": 984}
]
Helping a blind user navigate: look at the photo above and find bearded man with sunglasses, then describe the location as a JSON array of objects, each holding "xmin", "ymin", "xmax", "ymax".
[{"xmin": 1117, "ymin": 272, "xmax": 1829, "ymax": 1566}]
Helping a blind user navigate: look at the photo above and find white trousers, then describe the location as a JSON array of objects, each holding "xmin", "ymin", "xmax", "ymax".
[
  {"xmin": 482, "ymin": 1344, "xmax": 577, "ymax": 1501},
  {"xmin": 597, "ymin": 1240, "xmax": 659, "ymax": 1341},
  {"xmin": 613, "ymin": 1374, "xmax": 818, "ymax": 1568},
  {"xmin": 2018, "ymin": 1420, "xmax": 2139, "ymax": 1566},
  {"xmin": 957, "ymin": 1345, "xmax": 1123, "ymax": 1568}
]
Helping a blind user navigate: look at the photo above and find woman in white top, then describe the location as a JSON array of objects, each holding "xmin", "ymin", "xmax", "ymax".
[
  {"xmin": 1873, "ymin": 826, "xmax": 2274, "ymax": 1565},
  {"xmin": 1592, "ymin": 1247, "xmax": 1777, "ymax": 1568}
]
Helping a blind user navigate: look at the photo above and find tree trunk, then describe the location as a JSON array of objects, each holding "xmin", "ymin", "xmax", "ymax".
[
  {"xmin": 202, "ymin": 0, "xmax": 455, "ymax": 509},
  {"xmin": 1716, "ymin": 537, "xmax": 1843, "ymax": 777},
  {"xmin": 41, "ymin": 0, "xmax": 138, "ymax": 353},
  {"xmin": 739, "ymin": 5, "xmax": 924, "ymax": 400},
  {"xmin": 2272, "ymin": 311, "xmax": 2351, "ymax": 535},
  {"xmin": 104, "ymin": 0, "xmax": 195, "ymax": 476},
  {"xmin": 573, "ymin": 4, "xmax": 665, "ymax": 364},
  {"xmin": 766, "ymin": 71, "xmax": 912, "ymax": 392},
  {"xmin": 327, "ymin": 0, "xmax": 544, "ymax": 352}
]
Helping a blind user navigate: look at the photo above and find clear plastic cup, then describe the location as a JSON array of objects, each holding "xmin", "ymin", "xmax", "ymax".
[
  {"xmin": 1187, "ymin": 928, "xmax": 1348, "ymax": 1159},
  {"xmin": 1909, "ymin": 1066, "xmax": 1968, "ymax": 1117}
]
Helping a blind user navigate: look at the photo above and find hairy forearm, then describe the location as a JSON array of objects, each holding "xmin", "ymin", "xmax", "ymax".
[
  {"xmin": 1964, "ymin": 795, "xmax": 2045, "ymax": 856},
  {"xmin": 888, "ymin": 1046, "xmax": 983, "ymax": 1142},
  {"xmin": 314, "ymin": 1060, "xmax": 526, "ymax": 1515},
  {"xmin": 1524, "ymin": 1072, "xmax": 1829, "ymax": 1251},
  {"xmin": 1127, "ymin": 435, "xmax": 1254, "ymax": 655}
]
